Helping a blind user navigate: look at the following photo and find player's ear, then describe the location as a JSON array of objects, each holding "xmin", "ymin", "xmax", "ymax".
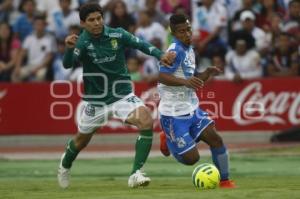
[
  {"xmin": 80, "ymin": 20, "xmax": 85, "ymax": 27},
  {"xmin": 169, "ymin": 26, "xmax": 175, "ymax": 36}
]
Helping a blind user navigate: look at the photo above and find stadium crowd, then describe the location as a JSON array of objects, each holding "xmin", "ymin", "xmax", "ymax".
[{"xmin": 0, "ymin": 0, "xmax": 299, "ymax": 83}]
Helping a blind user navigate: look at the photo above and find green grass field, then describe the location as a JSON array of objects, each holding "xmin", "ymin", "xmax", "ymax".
[{"xmin": 1, "ymin": 146, "xmax": 300, "ymax": 199}]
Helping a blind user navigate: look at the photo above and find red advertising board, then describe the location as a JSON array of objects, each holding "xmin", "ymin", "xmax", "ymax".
[{"xmin": 0, "ymin": 78, "xmax": 299, "ymax": 135}]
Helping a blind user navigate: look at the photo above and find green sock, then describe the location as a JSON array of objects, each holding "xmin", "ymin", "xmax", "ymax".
[
  {"xmin": 62, "ymin": 139, "xmax": 79, "ymax": 169},
  {"xmin": 131, "ymin": 129, "xmax": 153, "ymax": 174}
]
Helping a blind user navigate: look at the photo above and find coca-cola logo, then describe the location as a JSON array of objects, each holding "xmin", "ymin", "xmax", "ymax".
[{"xmin": 233, "ymin": 82, "xmax": 300, "ymax": 125}]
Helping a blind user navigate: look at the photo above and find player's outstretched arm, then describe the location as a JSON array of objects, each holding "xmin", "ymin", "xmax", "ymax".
[
  {"xmin": 159, "ymin": 73, "xmax": 203, "ymax": 90},
  {"xmin": 159, "ymin": 51, "xmax": 176, "ymax": 67},
  {"xmin": 195, "ymin": 66, "xmax": 222, "ymax": 83},
  {"xmin": 63, "ymin": 34, "xmax": 79, "ymax": 69},
  {"xmin": 120, "ymin": 28, "xmax": 176, "ymax": 66}
]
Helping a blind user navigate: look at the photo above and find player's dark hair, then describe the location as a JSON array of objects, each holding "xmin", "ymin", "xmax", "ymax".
[
  {"xmin": 169, "ymin": 14, "xmax": 189, "ymax": 32},
  {"xmin": 79, "ymin": 3, "xmax": 103, "ymax": 21}
]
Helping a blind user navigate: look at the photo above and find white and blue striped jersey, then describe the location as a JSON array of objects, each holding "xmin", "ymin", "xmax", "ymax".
[{"xmin": 158, "ymin": 38, "xmax": 199, "ymax": 116}]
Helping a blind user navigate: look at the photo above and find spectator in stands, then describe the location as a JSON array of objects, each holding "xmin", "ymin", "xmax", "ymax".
[
  {"xmin": 145, "ymin": 0, "xmax": 168, "ymax": 27},
  {"xmin": 12, "ymin": 14, "xmax": 56, "ymax": 82},
  {"xmin": 36, "ymin": 0, "xmax": 79, "ymax": 16},
  {"xmin": 211, "ymin": 53, "xmax": 226, "ymax": 80},
  {"xmin": 280, "ymin": 0, "xmax": 300, "ymax": 46},
  {"xmin": 231, "ymin": 0, "xmax": 255, "ymax": 31},
  {"xmin": 135, "ymin": 10, "xmax": 167, "ymax": 49},
  {"xmin": 47, "ymin": 0, "xmax": 80, "ymax": 40},
  {"xmin": 127, "ymin": 56, "xmax": 142, "ymax": 82},
  {"xmin": 121, "ymin": 0, "xmax": 145, "ymax": 15},
  {"xmin": 239, "ymin": 10, "xmax": 270, "ymax": 53},
  {"xmin": 268, "ymin": 14, "xmax": 284, "ymax": 44},
  {"xmin": 108, "ymin": 0, "xmax": 136, "ymax": 33},
  {"xmin": 160, "ymin": 0, "xmax": 190, "ymax": 16},
  {"xmin": 13, "ymin": 0, "xmax": 36, "ymax": 41},
  {"xmin": 225, "ymin": 32, "xmax": 262, "ymax": 83},
  {"xmin": 0, "ymin": 22, "xmax": 21, "ymax": 81},
  {"xmin": 0, "ymin": 0, "xmax": 13, "ymax": 23},
  {"xmin": 267, "ymin": 32, "xmax": 299, "ymax": 76},
  {"xmin": 192, "ymin": 0, "xmax": 228, "ymax": 58},
  {"xmin": 256, "ymin": 0, "xmax": 285, "ymax": 32},
  {"xmin": 218, "ymin": 0, "xmax": 242, "ymax": 20}
]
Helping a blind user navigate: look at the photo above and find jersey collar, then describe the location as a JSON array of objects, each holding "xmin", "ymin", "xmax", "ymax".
[
  {"xmin": 83, "ymin": 25, "xmax": 109, "ymax": 39},
  {"xmin": 173, "ymin": 38, "xmax": 190, "ymax": 50}
]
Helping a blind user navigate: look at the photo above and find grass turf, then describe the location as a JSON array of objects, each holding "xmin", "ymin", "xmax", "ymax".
[{"xmin": 0, "ymin": 147, "xmax": 300, "ymax": 199}]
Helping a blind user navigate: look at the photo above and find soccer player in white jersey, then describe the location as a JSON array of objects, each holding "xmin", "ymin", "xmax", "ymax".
[{"xmin": 158, "ymin": 14, "xmax": 235, "ymax": 188}]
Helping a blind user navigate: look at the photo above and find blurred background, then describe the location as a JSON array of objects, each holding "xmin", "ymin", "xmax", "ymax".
[{"xmin": 0, "ymin": 0, "xmax": 300, "ymax": 158}]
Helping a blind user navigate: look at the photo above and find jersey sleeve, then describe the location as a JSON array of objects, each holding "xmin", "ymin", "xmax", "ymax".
[
  {"xmin": 119, "ymin": 28, "xmax": 163, "ymax": 60},
  {"xmin": 159, "ymin": 46, "xmax": 184, "ymax": 74},
  {"xmin": 62, "ymin": 37, "xmax": 85, "ymax": 69}
]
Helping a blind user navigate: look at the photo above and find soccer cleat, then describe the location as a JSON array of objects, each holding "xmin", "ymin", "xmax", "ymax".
[
  {"xmin": 159, "ymin": 131, "xmax": 170, "ymax": 157},
  {"xmin": 219, "ymin": 179, "xmax": 236, "ymax": 188},
  {"xmin": 57, "ymin": 154, "xmax": 70, "ymax": 188},
  {"xmin": 128, "ymin": 170, "xmax": 151, "ymax": 188}
]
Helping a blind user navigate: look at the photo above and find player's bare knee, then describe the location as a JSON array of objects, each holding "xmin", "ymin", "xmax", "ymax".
[
  {"xmin": 182, "ymin": 150, "xmax": 200, "ymax": 165},
  {"xmin": 75, "ymin": 134, "xmax": 92, "ymax": 150},
  {"xmin": 139, "ymin": 117, "xmax": 153, "ymax": 130},
  {"xmin": 137, "ymin": 111, "xmax": 153, "ymax": 129},
  {"xmin": 211, "ymin": 134, "xmax": 224, "ymax": 148},
  {"xmin": 183, "ymin": 155, "xmax": 199, "ymax": 165}
]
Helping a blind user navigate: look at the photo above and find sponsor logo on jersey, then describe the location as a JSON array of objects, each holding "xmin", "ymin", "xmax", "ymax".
[
  {"xmin": 93, "ymin": 54, "xmax": 117, "ymax": 64},
  {"xmin": 87, "ymin": 43, "xmax": 95, "ymax": 50},
  {"xmin": 109, "ymin": 33, "xmax": 122, "ymax": 38},
  {"xmin": 111, "ymin": 39, "xmax": 118, "ymax": 50},
  {"xmin": 149, "ymin": 46, "xmax": 155, "ymax": 53}
]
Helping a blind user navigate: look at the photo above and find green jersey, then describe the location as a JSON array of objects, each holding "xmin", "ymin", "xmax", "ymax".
[{"xmin": 63, "ymin": 26, "xmax": 163, "ymax": 106}]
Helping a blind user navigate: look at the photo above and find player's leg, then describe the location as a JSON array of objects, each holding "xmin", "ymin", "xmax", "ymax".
[
  {"xmin": 60, "ymin": 132, "xmax": 94, "ymax": 169},
  {"xmin": 160, "ymin": 114, "xmax": 199, "ymax": 165},
  {"xmin": 58, "ymin": 132, "xmax": 94, "ymax": 188},
  {"xmin": 113, "ymin": 93, "xmax": 153, "ymax": 187},
  {"xmin": 125, "ymin": 106, "xmax": 153, "ymax": 187},
  {"xmin": 58, "ymin": 103, "xmax": 108, "ymax": 188},
  {"xmin": 159, "ymin": 130, "xmax": 170, "ymax": 156},
  {"xmin": 199, "ymin": 123, "xmax": 236, "ymax": 188}
]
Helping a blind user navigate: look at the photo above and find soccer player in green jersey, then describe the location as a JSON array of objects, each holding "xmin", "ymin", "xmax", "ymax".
[{"xmin": 57, "ymin": 3, "xmax": 176, "ymax": 189}]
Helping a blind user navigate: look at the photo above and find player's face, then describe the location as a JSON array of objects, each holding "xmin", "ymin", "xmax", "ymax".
[
  {"xmin": 173, "ymin": 21, "xmax": 192, "ymax": 46},
  {"xmin": 81, "ymin": 12, "xmax": 103, "ymax": 36}
]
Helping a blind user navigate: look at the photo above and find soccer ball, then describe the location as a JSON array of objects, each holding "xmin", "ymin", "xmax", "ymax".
[{"xmin": 192, "ymin": 163, "xmax": 220, "ymax": 189}]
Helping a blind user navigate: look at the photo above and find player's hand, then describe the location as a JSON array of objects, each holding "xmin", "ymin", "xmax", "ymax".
[
  {"xmin": 160, "ymin": 51, "xmax": 176, "ymax": 67},
  {"xmin": 65, "ymin": 34, "xmax": 78, "ymax": 48},
  {"xmin": 233, "ymin": 74, "xmax": 243, "ymax": 83},
  {"xmin": 184, "ymin": 76, "xmax": 204, "ymax": 90},
  {"xmin": 205, "ymin": 66, "xmax": 223, "ymax": 76}
]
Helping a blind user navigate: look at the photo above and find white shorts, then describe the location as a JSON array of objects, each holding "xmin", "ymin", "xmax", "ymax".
[{"xmin": 78, "ymin": 93, "xmax": 145, "ymax": 134}]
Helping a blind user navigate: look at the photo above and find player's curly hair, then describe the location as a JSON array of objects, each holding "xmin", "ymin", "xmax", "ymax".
[
  {"xmin": 169, "ymin": 14, "xmax": 189, "ymax": 33},
  {"xmin": 79, "ymin": 3, "xmax": 103, "ymax": 21}
]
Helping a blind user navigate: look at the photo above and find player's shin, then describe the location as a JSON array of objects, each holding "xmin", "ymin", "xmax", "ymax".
[
  {"xmin": 62, "ymin": 139, "xmax": 80, "ymax": 169},
  {"xmin": 131, "ymin": 129, "xmax": 153, "ymax": 174},
  {"xmin": 210, "ymin": 146, "xmax": 229, "ymax": 180}
]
